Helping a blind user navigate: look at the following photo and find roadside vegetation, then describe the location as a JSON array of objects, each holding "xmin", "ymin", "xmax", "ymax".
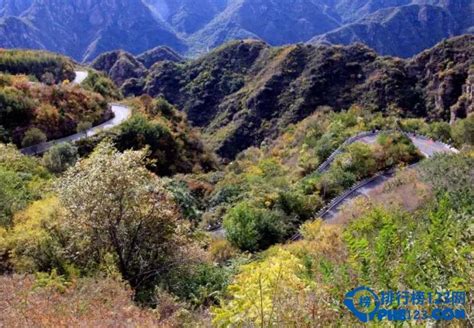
[
  {"xmin": 0, "ymin": 72, "xmax": 111, "ymax": 147},
  {"xmin": 0, "ymin": 49, "xmax": 472, "ymax": 326},
  {"xmin": 0, "ymin": 49, "xmax": 75, "ymax": 83}
]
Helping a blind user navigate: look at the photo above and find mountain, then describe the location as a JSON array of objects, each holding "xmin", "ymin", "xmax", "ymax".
[
  {"xmin": 311, "ymin": 4, "xmax": 461, "ymax": 57},
  {"xmin": 0, "ymin": 0, "xmax": 472, "ymax": 60},
  {"xmin": 0, "ymin": 16, "xmax": 42, "ymax": 49},
  {"xmin": 143, "ymin": 0, "xmax": 229, "ymax": 35},
  {"xmin": 188, "ymin": 0, "xmax": 340, "ymax": 55},
  {"xmin": 139, "ymin": 35, "xmax": 473, "ymax": 159},
  {"xmin": 0, "ymin": 0, "xmax": 186, "ymax": 62},
  {"xmin": 136, "ymin": 46, "xmax": 183, "ymax": 68},
  {"xmin": 412, "ymin": 0, "xmax": 474, "ymax": 32},
  {"xmin": 91, "ymin": 46, "xmax": 183, "ymax": 87},
  {"xmin": 331, "ymin": 0, "xmax": 412, "ymax": 22},
  {"xmin": 91, "ymin": 50, "xmax": 147, "ymax": 86}
]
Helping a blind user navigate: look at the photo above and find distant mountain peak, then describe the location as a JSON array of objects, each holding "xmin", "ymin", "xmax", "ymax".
[{"xmin": 0, "ymin": 0, "xmax": 472, "ymax": 60}]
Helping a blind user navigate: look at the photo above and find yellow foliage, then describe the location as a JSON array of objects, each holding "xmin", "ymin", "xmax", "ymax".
[
  {"xmin": 288, "ymin": 221, "xmax": 346, "ymax": 265},
  {"xmin": 0, "ymin": 226, "xmax": 7, "ymax": 255},
  {"xmin": 300, "ymin": 219, "xmax": 324, "ymax": 241},
  {"xmin": 35, "ymin": 103, "xmax": 60, "ymax": 126},
  {"xmin": 7, "ymin": 197, "xmax": 64, "ymax": 272},
  {"xmin": 212, "ymin": 248, "xmax": 312, "ymax": 327},
  {"xmin": 209, "ymin": 239, "xmax": 239, "ymax": 264}
]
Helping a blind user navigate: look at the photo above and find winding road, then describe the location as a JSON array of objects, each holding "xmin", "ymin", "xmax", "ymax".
[
  {"xmin": 312, "ymin": 131, "xmax": 457, "ymax": 222},
  {"xmin": 21, "ymin": 71, "xmax": 132, "ymax": 155},
  {"xmin": 316, "ymin": 130, "xmax": 456, "ymax": 174},
  {"xmin": 211, "ymin": 131, "xmax": 458, "ymax": 239},
  {"xmin": 286, "ymin": 132, "xmax": 458, "ymax": 240},
  {"xmin": 18, "ymin": 71, "xmax": 459, "ymax": 237}
]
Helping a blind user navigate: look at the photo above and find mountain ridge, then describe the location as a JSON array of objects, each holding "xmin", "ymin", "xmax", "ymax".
[
  {"xmin": 137, "ymin": 35, "xmax": 473, "ymax": 159},
  {"xmin": 0, "ymin": 0, "xmax": 471, "ymax": 61}
]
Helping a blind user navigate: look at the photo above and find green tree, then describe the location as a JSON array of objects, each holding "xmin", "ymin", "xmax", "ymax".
[
  {"xmin": 0, "ymin": 168, "xmax": 29, "ymax": 227},
  {"xmin": 452, "ymin": 115, "xmax": 474, "ymax": 146},
  {"xmin": 424, "ymin": 121, "xmax": 452, "ymax": 143},
  {"xmin": 115, "ymin": 115, "xmax": 178, "ymax": 175},
  {"xmin": 149, "ymin": 97, "xmax": 175, "ymax": 118},
  {"xmin": 55, "ymin": 143, "xmax": 188, "ymax": 292},
  {"xmin": 224, "ymin": 202, "xmax": 287, "ymax": 252},
  {"xmin": 76, "ymin": 121, "xmax": 92, "ymax": 134},
  {"xmin": 21, "ymin": 128, "xmax": 47, "ymax": 148},
  {"xmin": 0, "ymin": 144, "xmax": 49, "ymax": 227},
  {"xmin": 42, "ymin": 143, "xmax": 78, "ymax": 174},
  {"xmin": 0, "ymin": 87, "xmax": 35, "ymax": 129},
  {"xmin": 81, "ymin": 70, "xmax": 121, "ymax": 100}
]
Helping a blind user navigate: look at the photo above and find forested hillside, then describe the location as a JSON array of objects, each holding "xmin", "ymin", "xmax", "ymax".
[
  {"xmin": 0, "ymin": 51, "xmax": 114, "ymax": 147},
  {"xmin": 0, "ymin": 0, "xmax": 471, "ymax": 60},
  {"xmin": 0, "ymin": 37, "xmax": 472, "ymax": 326},
  {"xmin": 124, "ymin": 35, "xmax": 473, "ymax": 159}
]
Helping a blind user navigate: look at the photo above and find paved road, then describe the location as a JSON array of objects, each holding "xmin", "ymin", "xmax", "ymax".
[
  {"xmin": 212, "ymin": 131, "xmax": 458, "ymax": 239},
  {"xmin": 21, "ymin": 71, "xmax": 131, "ymax": 155},
  {"xmin": 408, "ymin": 136, "xmax": 454, "ymax": 157},
  {"xmin": 315, "ymin": 133, "xmax": 455, "ymax": 221},
  {"xmin": 319, "ymin": 132, "xmax": 455, "ymax": 174},
  {"xmin": 321, "ymin": 172, "xmax": 396, "ymax": 221}
]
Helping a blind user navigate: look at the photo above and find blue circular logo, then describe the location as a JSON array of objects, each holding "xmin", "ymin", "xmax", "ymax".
[{"xmin": 344, "ymin": 286, "xmax": 380, "ymax": 322}]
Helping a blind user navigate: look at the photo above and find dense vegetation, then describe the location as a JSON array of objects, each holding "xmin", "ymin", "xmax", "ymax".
[
  {"xmin": 213, "ymin": 159, "xmax": 473, "ymax": 326},
  {"xmin": 76, "ymin": 95, "xmax": 217, "ymax": 176},
  {"xmin": 134, "ymin": 36, "xmax": 473, "ymax": 159},
  {"xmin": 80, "ymin": 69, "xmax": 122, "ymax": 100},
  {"xmin": 0, "ymin": 144, "xmax": 50, "ymax": 227},
  {"xmin": 0, "ymin": 49, "xmax": 75, "ymax": 83},
  {"xmin": 1, "ymin": 131, "xmax": 471, "ymax": 326},
  {"xmin": 0, "ymin": 43, "xmax": 472, "ymax": 326},
  {"xmin": 0, "ymin": 73, "xmax": 111, "ymax": 146},
  {"xmin": 0, "ymin": 51, "xmax": 121, "ymax": 148}
]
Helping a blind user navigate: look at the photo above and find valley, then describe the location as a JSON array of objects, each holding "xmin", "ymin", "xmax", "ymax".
[
  {"xmin": 0, "ymin": 10, "xmax": 472, "ymax": 325},
  {"xmin": 0, "ymin": 0, "xmax": 472, "ymax": 61}
]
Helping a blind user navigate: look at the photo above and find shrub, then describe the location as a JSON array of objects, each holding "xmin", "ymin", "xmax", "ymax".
[
  {"xmin": 115, "ymin": 115, "xmax": 179, "ymax": 175},
  {"xmin": 212, "ymin": 248, "xmax": 311, "ymax": 327},
  {"xmin": 424, "ymin": 121, "xmax": 452, "ymax": 143},
  {"xmin": 344, "ymin": 195, "xmax": 472, "ymax": 291},
  {"xmin": 21, "ymin": 128, "xmax": 47, "ymax": 147},
  {"xmin": 81, "ymin": 70, "xmax": 121, "ymax": 100},
  {"xmin": 55, "ymin": 143, "xmax": 193, "ymax": 299},
  {"xmin": 336, "ymin": 142, "xmax": 377, "ymax": 179},
  {"xmin": 209, "ymin": 239, "xmax": 239, "ymax": 264},
  {"xmin": 76, "ymin": 121, "xmax": 92, "ymax": 133},
  {"xmin": 224, "ymin": 202, "xmax": 288, "ymax": 252},
  {"xmin": 169, "ymin": 263, "xmax": 232, "ymax": 308},
  {"xmin": 0, "ymin": 275, "xmax": 163, "ymax": 327},
  {"xmin": 0, "ymin": 87, "xmax": 35, "ymax": 129},
  {"xmin": 0, "ymin": 168, "xmax": 30, "ymax": 227},
  {"xmin": 0, "ymin": 49, "xmax": 75, "ymax": 82},
  {"xmin": 0, "ymin": 145, "xmax": 49, "ymax": 227},
  {"xmin": 42, "ymin": 143, "xmax": 78, "ymax": 174},
  {"xmin": 418, "ymin": 152, "xmax": 474, "ymax": 208},
  {"xmin": 277, "ymin": 190, "xmax": 322, "ymax": 222},
  {"xmin": 452, "ymin": 115, "xmax": 474, "ymax": 146},
  {"xmin": 150, "ymin": 97, "xmax": 175, "ymax": 118},
  {"xmin": 5, "ymin": 197, "xmax": 66, "ymax": 273},
  {"xmin": 165, "ymin": 180, "xmax": 203, "ymax": 224}
]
